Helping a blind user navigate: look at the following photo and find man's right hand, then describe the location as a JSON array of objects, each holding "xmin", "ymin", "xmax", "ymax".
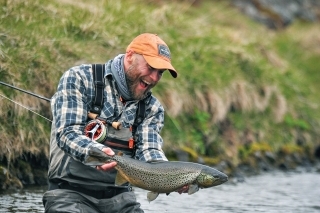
[{"xmin": 96, "ymin": 147, "xmax": 117, "ymax": 171}]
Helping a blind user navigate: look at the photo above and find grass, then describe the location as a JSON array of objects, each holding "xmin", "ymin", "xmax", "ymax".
[{"xmin": 0, "ymin": 0, "xmax": 319, "ymax": 166}]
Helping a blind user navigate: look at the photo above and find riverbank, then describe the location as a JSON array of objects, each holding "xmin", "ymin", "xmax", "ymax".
[{"xmin": 1, "ymin": 0, "xmax": 320, "ymax": 193}]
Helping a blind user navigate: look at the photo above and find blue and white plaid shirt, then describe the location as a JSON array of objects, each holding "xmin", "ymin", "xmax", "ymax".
[{"xmin": 50, "ymin": 60, "xmax": 168, "ymax": 163}]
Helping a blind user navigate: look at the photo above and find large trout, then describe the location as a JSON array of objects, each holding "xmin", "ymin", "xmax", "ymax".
[{"xmin": 85, "ymin": 147, "xmax": 228, "ymax": 201}]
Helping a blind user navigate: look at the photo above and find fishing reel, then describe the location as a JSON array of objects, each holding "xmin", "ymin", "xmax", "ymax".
[
  {"xmin": 84, "ymin": 119, "xmax": 107, "ymax": 143},
  {"xmin": 84, "ymin": 117, "xmax": 122, "ymax": 143}
]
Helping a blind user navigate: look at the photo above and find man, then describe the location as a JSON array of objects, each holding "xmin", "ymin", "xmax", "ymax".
[{"xmin": 42, "ymin": 33, "xmax": 187, "ymax": 213}]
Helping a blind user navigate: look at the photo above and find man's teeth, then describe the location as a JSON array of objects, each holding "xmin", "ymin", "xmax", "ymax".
[{"xmin": 142, "ymin": 80, "xmax": 150, "ymax": 86}]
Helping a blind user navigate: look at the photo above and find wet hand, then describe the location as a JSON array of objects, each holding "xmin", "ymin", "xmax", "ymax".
[
  {"xmin": 176, "ymin": 185, "xmax": 189, "ymax": 194},
  {"xmin": 96, "ymin": 147, "xmax": 117, "ymax": 171}
]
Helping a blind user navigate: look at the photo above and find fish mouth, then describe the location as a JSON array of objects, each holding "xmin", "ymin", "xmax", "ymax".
[
  {"xmin": 217, "ymin": 173, "xmax": 228, "ymax": 184},
  {"xmin": 210, "ymin": 173, "xmax": 228, "ymax": 186}
]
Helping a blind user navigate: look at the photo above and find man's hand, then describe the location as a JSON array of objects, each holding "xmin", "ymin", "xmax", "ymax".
[
  {"xmin": 176, "ymin": 185, "xmax": 189, "ymax": 194},
  {"xmin": 96, "ymin": 147, "xmax": 117, "ymax": 171}
]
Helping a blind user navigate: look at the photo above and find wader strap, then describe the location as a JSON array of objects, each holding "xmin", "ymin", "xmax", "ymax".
[
  {"xmin": 130, "ymin": 101, "xmax": 146, "ymax": 156},
  {"xmin": 132, "ymin": 101, "xmax": 146, "ymax": 135},
  {"xmin": 91, "ymin": 64, "xmax": 105, "ymax": 115},
  {"xmin": 103, "ymin": 137, "xmax": 134, "ymax": 153}
]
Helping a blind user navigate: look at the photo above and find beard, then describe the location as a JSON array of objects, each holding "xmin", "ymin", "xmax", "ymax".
[{"xmin": 125, "ymin": 62, "xmax": 150, "ymax": 100}]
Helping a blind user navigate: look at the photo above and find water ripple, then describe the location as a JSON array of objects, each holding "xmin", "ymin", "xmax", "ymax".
[{"xmin": 0, "ymin": 171, "xmax": 319, "ymax": 213}]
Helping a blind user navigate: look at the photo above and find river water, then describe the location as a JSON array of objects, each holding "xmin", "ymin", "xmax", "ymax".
[{"xmin": 0, "ymin": 169, "xmax": 319, "ymax": 213}]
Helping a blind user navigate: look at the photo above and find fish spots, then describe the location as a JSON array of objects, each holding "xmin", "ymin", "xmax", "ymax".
[{"xmin": 113, "ymin": 155, "xmax": 228, "ymax": 195}]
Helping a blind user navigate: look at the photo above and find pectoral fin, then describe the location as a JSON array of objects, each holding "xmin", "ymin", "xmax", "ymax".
[
  {"xmin": 188, "ymin": 184, "xmax": 199, "ymax": 195},
  {"xmin": 147, "ymin": 191, "xmax": 159, "ymax": 202},
  {"xmin": 115, "ymin": 172, "xmax": 128, "ymax": 186}
]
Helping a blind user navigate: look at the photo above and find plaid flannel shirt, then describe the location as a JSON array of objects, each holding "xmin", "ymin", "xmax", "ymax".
[{"xmin": 50, "ymin": 60, "xmax": 168, "ymax": 163}]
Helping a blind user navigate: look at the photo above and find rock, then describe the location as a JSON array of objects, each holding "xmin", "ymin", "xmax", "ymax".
[
  {"xmin": 0, "ymin": 166, "xmax": 23, "ymax": 191},
  {"xmin": 232, "ymin": 0, "xmax": 320, "ymax": 29}
]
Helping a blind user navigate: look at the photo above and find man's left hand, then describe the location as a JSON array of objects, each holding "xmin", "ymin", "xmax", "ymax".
[{"xmin": 96, "ymin": 147, "xmax": 117, "ymax": 171}]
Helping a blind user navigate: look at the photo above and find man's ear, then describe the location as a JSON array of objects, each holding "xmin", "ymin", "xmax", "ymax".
[
  {"xmin": 125, "ymin": 50, "xmax": 135, "ymax": 63},
  {"xmin": 124, "ymin": 50, "xmax": 135, "ymax": 71}
]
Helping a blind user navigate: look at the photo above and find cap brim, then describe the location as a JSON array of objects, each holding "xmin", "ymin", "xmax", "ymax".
[{"xmin": 143, "ymin": 55, "xmax": 177, "ymax": 78}]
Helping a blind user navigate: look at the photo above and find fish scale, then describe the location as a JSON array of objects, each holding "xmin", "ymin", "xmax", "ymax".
[{"xmin": 114, "ymin": 155, "xmax": 202, "ymax": 192}]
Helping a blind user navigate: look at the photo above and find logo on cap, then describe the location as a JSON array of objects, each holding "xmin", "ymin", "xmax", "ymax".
[{"xmin": 158, "ymin": 44, "xmax": 171, "ymax": 59}]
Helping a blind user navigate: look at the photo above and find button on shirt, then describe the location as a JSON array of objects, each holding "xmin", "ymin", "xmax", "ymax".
[{"xmin": 50, "ymin": 61, "xmax": 168, "ymax": 163}]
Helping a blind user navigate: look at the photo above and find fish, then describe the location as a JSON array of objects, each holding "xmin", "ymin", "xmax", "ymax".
[{"xmin": 85, "ymin": 147, "xmax": 228, "ymax": 201}]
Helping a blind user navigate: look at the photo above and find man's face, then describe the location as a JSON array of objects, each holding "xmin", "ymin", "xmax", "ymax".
[{"xmin": 125, "ymin": 54, "xmax": 164, "ymax": 100}]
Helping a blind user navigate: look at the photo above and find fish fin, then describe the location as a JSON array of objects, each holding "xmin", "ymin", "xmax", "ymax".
[
  {"xmin": 147, "ymin": 192, "xmax": 159, "ymax": 202},
  {"xmin": 115, "ymin": 172, "xmax": 128, "ymax": 186},
  {"xmin": 188, "ymin": 184, "xmax": 199, "ymax": 195}
]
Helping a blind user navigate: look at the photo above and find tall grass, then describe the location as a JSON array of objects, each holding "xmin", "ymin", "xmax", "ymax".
[{"xmin": 0, "ymin": 0, "xmax": 319, "ymax": 165}]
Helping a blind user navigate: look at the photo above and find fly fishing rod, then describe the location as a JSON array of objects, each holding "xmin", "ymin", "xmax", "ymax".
[
  {"xmin": 0, "ymin": 80, "xmax": 52, "ymax": 122},
  {"xmin": 0, "ymin": 81, "xmax": 51, "ymax": 102},
  {"xmin": 0, "ymin": 81, "xmax": 114, "ymax": 138}
]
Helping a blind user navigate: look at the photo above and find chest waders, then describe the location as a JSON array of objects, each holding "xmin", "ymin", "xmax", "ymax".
[{"xmin": 48, "ymin": 64, "xmax": 145, "ymax": 192}]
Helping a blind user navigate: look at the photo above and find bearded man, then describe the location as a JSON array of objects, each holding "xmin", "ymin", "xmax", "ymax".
[{"xmin": 42, "ymin": 33, "xmax": 188, "ymax": 213}]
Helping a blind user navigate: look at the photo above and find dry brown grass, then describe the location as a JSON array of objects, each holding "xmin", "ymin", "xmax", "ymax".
[{"xmin": 160, "ymin": 79, "xmax": 287, "ymax": 125}]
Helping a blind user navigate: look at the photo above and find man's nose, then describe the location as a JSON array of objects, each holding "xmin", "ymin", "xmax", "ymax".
[{"xmin": 149, "ymin": 70, "xmax": 161, "ymax": 82}]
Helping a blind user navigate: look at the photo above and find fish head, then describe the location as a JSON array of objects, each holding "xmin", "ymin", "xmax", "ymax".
[{"xmin": 196, "ymin": 166, "xmax": 228, "ymax": 188}]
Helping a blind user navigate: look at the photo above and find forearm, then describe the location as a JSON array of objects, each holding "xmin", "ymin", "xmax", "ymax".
[{"xmin": 51, "ymin": 68, "xmax": 105, "ymax": 162}]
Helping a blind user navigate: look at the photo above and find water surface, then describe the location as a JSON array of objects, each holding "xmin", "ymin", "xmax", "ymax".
[{"xmin": 0, "ymin": 170, "xmax": 319, "ymax": 213}]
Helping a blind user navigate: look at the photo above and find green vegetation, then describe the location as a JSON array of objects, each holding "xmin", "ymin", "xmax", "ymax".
[{"xmin": 1, "ymin": 0, "xmax": 319, "ymax": 169}]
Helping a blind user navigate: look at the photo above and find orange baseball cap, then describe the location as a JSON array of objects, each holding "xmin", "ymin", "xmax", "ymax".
[{"xmin": 126, "ymin": 33, "xmax": 177, "ymax": 78}]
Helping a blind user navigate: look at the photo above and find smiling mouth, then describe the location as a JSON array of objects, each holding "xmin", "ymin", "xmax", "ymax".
[{"xmin": 140, "ymin": 80, "xmax": 150, "ymax": 89}]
